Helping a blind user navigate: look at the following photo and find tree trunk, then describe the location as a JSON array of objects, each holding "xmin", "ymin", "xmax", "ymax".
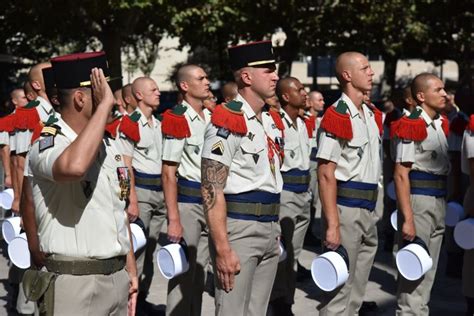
[
  {"xmin": 277, "ymin": 28, "xmax": 300, "ymax": 78},
  {"xmin": 382, "ymin": 54, "xmax": 399, "ymax": 94}
]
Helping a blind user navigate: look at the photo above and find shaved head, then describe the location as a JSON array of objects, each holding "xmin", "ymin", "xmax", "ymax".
[
  {"xmin": 132, "ymin": 77, "xmax": 160, "ymax": 110},
  {"xmin": 276, "ymin": 77, "xmax": 300, "ymax": 104},
  {"xmin": 221, "ymin": 82, "xmax": 238, "ymax": 102},
  {"xmin": 27, "ymin": 62, "xmax": 51, "ymax": 92},
  {"xmin": 132, "ymin": 77, "xmax": 154, "ymax": 96},
  {"xmin": 335, "ymin": 52, "xmax": 366, "ymax": 83},
  {"xmin": 175, "ymin": 64, "xmax": 202, "ymax": 91},
  {"xmin": 411, "ymin": 73, "xmax": 441, "ymax": 104},
  {"xmin": 10, "ymin": 88, "xmax": 28, "ymax": 108}
]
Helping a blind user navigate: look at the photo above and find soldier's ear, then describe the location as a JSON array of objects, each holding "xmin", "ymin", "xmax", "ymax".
[
  {"xmin": 179, "ymin": 81, "xmax": 188, "ymax": 93},
  {"xmin": 341, "ymin": 70, "xmax": 351, "ymax": 82},
  {"xmin": 416, "ymin": 91, "xmax": 425, "ymax": 104},
  {"xmin": 73, "ymin": 89, "xmax": 88, "ymax": 109},
  {"xmin": 134, "ymin": 91, "xmax": 143, "ymax": 101},
  {"xmin": 241, "ymin": 69, "xmax": 252, "ymax": 86}
]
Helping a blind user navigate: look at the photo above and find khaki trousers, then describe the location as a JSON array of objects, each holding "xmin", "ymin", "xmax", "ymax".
[
  {"xmin": 211, "ymin": 219, "xmax": 280, "ymax": 316},
  {"xmin": 53, "ymin": 268, "xmax": 129, "ymax": 315},
  {"xmin": 166, "ymin": 202, "xmax": 209, "ymax": 316},
  {"xmin": 463, "ymin": 186, "xmax": 474, "ymax": 298},
  {"xmin": 271, "ymin": 190, "xmax": 310, "ymax": 304},
  {"xmin": 309, "ymin": 160, "xmax": 323, "ymax": 238},
  {"xmin": 396, "ymin": 194, "xmax": 446, "ymax": 316},
  {"xmin": 319, "ymin": 205, "xmax": 378, "ymax": 316},
  {"xmin": 135, "ymin": 187, "xmax": 166, "ymax": 295}
]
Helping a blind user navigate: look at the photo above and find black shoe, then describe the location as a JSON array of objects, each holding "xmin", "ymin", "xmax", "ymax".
[
  {"xmin": 359, "ymin": 301, "xmax": 378, "ymax": 316},
  {"xmin": 296, "ymin": 262, "xmax": 311, "ymax": 282}
]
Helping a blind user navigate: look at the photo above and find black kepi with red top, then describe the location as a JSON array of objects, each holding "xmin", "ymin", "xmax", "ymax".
[{"xmin": 51, "ymin": 51, "xmax": 110, "ymax": 89}]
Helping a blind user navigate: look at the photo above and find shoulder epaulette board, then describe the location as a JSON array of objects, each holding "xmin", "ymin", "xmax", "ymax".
[
  {"xmin": 211, "ymin": 101, "xmax": 247, "ymax": 136},
  {"xmin": 390, "ymin": 108, "xmax": 427, "ymax": 141},
  {"xmin": 320, "ymin": 100, "xmax": 353, "ymax": 140},
  {"xmin": 161, "ymin": 104, "xmax": 191, "ymax": 139},
  {"xmin": 119, "ymin": 111, "xmax": 141, "ymax": 143}
]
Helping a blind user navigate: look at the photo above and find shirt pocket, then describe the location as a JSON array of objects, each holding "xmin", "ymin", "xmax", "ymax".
[
  {"xmin": 420, "ymin": 137, "xmax": 438, "ymax": 152},
  {"xmin": 185, "ymin": 135, "xmax": 203, "ymax": 156},
  {"xmin": 284, "ymin": 141, "xmax": 299, "ymax": 160},
  {"xmin": 240, "ymin": 140, "xmax": 265, "ymax": 166},
  {"xmin": 346, "ymin": 137, "xmax": 368, "ymax": 159}
]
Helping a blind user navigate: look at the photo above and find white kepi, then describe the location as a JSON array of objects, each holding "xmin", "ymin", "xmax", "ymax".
[
  {"xmin": 157, "ymin": 240, "xmax": 189, "ymax": 279},
  {"xmin": 2, "ymin": 216, "xmax": 22, "ymax": 244},
  {"xmin": 454, "ymin": 218, "xmax": 474, "ymax": 250},
  {"xmin": 0, "ymin": 188, "xmax": 14, "ymax": 209},
  {"xmin": 311, "ymin": 246, "xmax": 349, "ymax": 292},
  {"xmin": 391, "ymin": 210, "xmax": 398, "ymax": 231},
  {"xmin": 8, "ymin": 233, "xmax": 31, "ymax": 269},
  {"xmin": 130, "ymin": 219, "xmax": 146, "ymax": 253},
  {"xmin": 396, "ymin": 237, "xmax": 433, "ymax": 281},
  {"xmin": 445, "ymin": 202, "xmax": 464, "ymax": 227}
]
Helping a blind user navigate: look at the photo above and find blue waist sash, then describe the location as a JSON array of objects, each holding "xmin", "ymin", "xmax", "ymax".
[
  {"xmin": 134, "ymin": 170, "xmax": 162, "ymax": 191},
  {"xmin": 409, "ymin": 170, "xmax": 447, "ymax": 197},
  {"xmin": 281, "ymin": 169, "xmax": 310, "ymax": 193},
  {"xmin": 225, "ymin": 191, "xmax": 280, "ymax": 222},
  {"xmin": 336, "ymin": 180, "xmax": 378, "ymax": 211},
  {"xmin": 177, "ymin": 178, "xmax": 202, "ymax": 204}
]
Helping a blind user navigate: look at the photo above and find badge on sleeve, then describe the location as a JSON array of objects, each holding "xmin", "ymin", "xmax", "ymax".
[
  {"xmin": 211, "ymin": 141, "xmax": 224, "ymax": 156},
  {"xmin": 217, "ymin": 127, "xmax": 230, "ymax": 139},
  {"xmin": 39, "ymin": 136, "xmax": 54, "ymax": 151}
]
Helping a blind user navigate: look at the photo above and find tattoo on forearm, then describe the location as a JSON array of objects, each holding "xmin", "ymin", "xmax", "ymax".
[{"xmin": 201, "ymin": 158, "xmax": 229, "ymax": 215}]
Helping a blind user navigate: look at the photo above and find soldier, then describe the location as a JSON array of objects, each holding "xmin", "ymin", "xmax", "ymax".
[
  {"xmin": 122, "ymin": 83, "xmax": 138, "ymax": 114},
  {"xmin": 268, "ymin": 77, "xmax": 310, "ymax": 315},
  {"xmin": 201, "ymin": 40, "xmax": 282, "ymax": 316},
  {"xmin": 461, "ymin": 112, "xmax": 474, "ymax": 315},
  {"xmin": 316, "ymin": 52, "xmax": 381, "ymax": 315},
  {"xmin": 203, "ymin": 90, "xmax": 217, "ymax": 113},
  {"xmin": 26, "ymin": 51, "xmax": 137, "ymax": 314},
  {"xmin": 392, "ymin": 73, "xmax": 449, "ymax": 315},
  {"xmin": 305, "ymin": 90, "xmax": 325, "ymax": 244},
  {"xmin": 161, "ymin": 64, "xmax": 211, "ymax": 315},
  {"xmin": 117, "ymin": 76, "xmax": 165, "ymax": 310}
]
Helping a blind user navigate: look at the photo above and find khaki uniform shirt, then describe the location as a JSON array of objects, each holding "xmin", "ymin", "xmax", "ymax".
[
  {"xmin": 316, "ymin": 93, "xmax": 381, "ymax": 184},
  {"xmin": 0, "ymin": 132, "xmax": 8, "ymax": 146},
  {"xmin": 202, "ymin": 94, "xmax": 283, "ymax": 194},
  {"xmin": 118, "ymin": 107, "xmax": 162, "ymax": 174},
  {"xmin": 28, "ymin": 119, "xmax": 130, "ymax": 258},
  {"xmin": 280, "ymin": 109, "xmax": 310, "ymax": 172},
  {"xmin": 394, "ymin": 106, "xmax": 450, "ymax": 176},
  {"xmin": 162, "ymin": 101, "xmax": 211, "ymax": 182},
  {"xmin": 15, "ymin": 96, "xmax": 55, "ymax": 154},
  {"xmin": 462, "ymin": 130, "xmax": 474, "ymax": 175}
]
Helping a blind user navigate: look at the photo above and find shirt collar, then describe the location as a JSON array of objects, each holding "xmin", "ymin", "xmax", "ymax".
[
  {"xmin": 136, "ymin": 107, "xmax": 152, "ymax": 127},
  {"xmin": 418, "ymin": 106, "xmax": 435, "ymax": 128},
  {"xmin": 280, "ymin": 108, "xmax": 296, "ymax": 128},
  {"xmin": 236, "ymin": 94, "xmax": 257, "ymax": 120},
  {"xmin": 57, "ymin": 118, "xmax": 78, "ymax": 141},
  {"xmin": 182, "ymin": 100, "xmax": 203, "ymax": 122},
  {"xmin": 36, "ymin": 96, "xmax": 55, "ymax": 115},
  {"xmin": 340, "ymin": 93, "xmax": 360, "ymax": 118}
]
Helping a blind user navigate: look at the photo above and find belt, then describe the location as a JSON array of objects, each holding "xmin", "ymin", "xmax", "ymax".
[
  {"xmin": 134, "ymin": 169, "xmax": 162, "ymax": 191},
  {"xmin": 337, "ymin": 180, "xmax": 378, "ymax": 211},
  {"xmin": 177, "ymin": 178, "xmax": 202, "ymax": 204},
  {"xmin": 281, "ymin": 169, "xmax": 310, "ymax": 193},
  {"xmin": 44, "ymin": 255, "xmax": 126, "ymax": 275},
  {"xmin": 225, "ymin": 191, "xmax": 280, "ymax": 222},
  {"xmin": 409, "ymin": 170, "xmax": 447, "ymax": 197}
]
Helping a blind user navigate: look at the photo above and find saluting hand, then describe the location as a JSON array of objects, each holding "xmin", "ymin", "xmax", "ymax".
[
  {"xmin": 90, "ymin": 68, "xmax": 114, "ymax": 109},
  {"xmin": 216, "ymin": 248, "xmax": 240, "ymax": 293}
]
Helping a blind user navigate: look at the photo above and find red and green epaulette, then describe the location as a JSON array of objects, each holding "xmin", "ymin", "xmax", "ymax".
[
  {"xmin": 304, "ymin": 114, "xmax": 316, "ymax": 139},
  {"xmin": 211, "ymin": 101, "xmax": 247, "ymax": 136},
  {"xmin": 367, "ymin": 103, "xmax": 383, "ymax": 136},
  {"xmin": 440, "ymin": 114, "xmax": 449, "ymax": 137},
  {"xmin": 320, "ymin": 100, "xmax": 353, "ymax": 140},
  {"xmin": 31, "ymin": 115, "xmax": 60, "ymax": 144},
  {"xmin": 269, "ymin": 109, "xmax": 285, "ymax": 132},
  {"xmin": 105, "ymin": 115, "xmax": 122, "ymax": 138},
  {"xmin": 450, "ymin": 113, "xmax": 469, "ymax": 136},
  {"xmin": 119, "ymin": 111, "xmax": 141, "ymax": 143},
  {"xmin": 14, "ymin": 100, "xmax": 40, "ymax": 131},
  {"xmin": 161, "ymin": 104, "xmax": 191, "ymax": 139},
  {"xmin": 390, "ymin": 108, "xmax": 427, "ymax": 141},
  {"xmin": 0, "ymin": 114, "xmax": 15, "ymax": 133},
  {"xmin": 469, "ymin": 114, "xmax": 474, "ymax": 133}
]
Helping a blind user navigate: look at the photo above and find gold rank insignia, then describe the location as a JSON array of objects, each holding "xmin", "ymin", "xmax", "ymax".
[
  {"xmin": 211, "ymin": 141, "xmax": 224, "ymax": 156},
  {"xmin": 41, "ymin": 126, "xmax": 58, "ymax": 136}
]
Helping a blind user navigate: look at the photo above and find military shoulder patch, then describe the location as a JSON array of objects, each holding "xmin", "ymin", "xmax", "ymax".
[
  {"xmin": 39, "ymin": 136, "xmax": 54, "ymax": 151},
  {"xmin": 217, "ymin": 127, "xmax": 230, "ymax": 139},
  {"xmin": 211, "ymin": 141, "xmax": 224, "ymax": 156}
]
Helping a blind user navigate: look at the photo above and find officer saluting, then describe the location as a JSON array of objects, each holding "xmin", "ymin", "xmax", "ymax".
[
  {"xmin": 26, "ymin": 52, "xmax": 137, "ymax": 315},
  {"xmin": 201, "ymin": 41, "xmax": 282, "ymax": 316}
]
